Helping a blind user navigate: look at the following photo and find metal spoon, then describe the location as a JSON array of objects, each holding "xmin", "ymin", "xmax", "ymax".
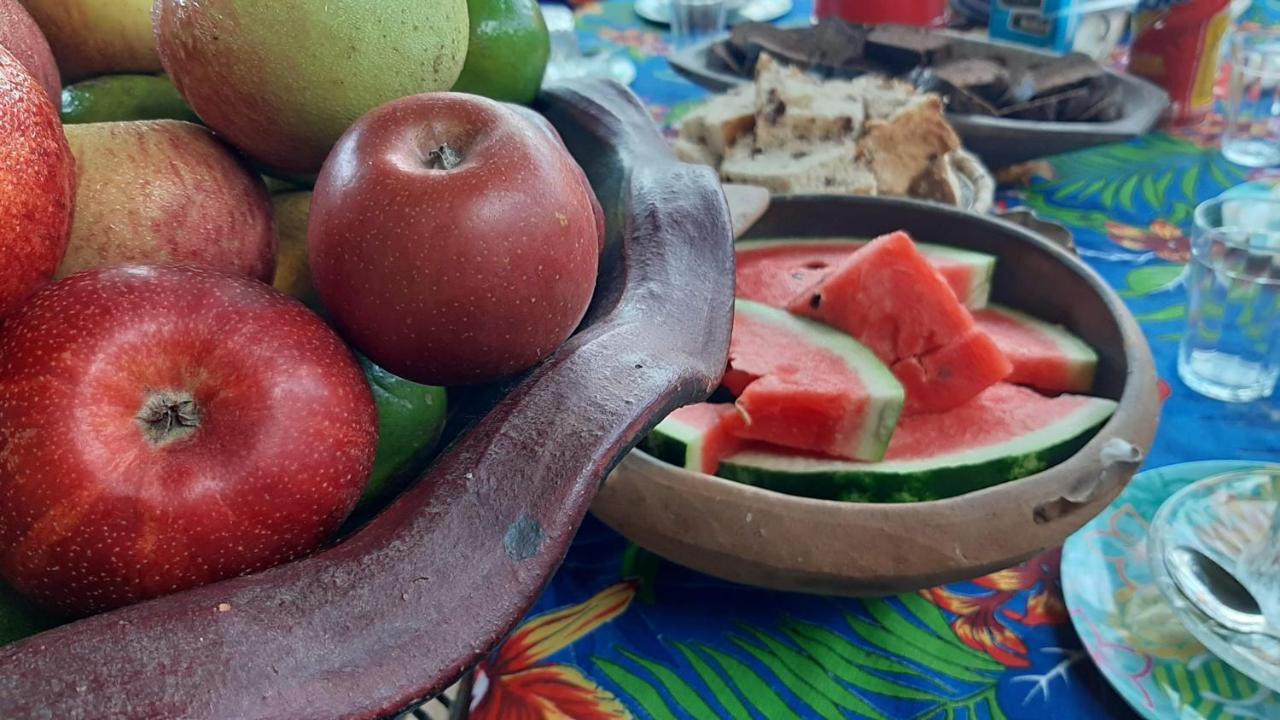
[{"xmin": 1166, "ymin": 545, "xmax": 1280, "ymax": 641}]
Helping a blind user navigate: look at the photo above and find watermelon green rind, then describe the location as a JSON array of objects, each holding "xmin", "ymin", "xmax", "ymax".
[
  {"xmin": 914, "ymin": 244, "xmax": 996, "ymax": 308},
  {"xmin": 734, "ymin": 238, "xmax": 997, "ymax": 309},
  {"xmin": 717, "ymin": 397, "xmax": 1117, "ymax": 503},
  {"xmin": 647, "ymin": 412, "xmax": 713, "ymax": 472},
  {"xmin": 985, "ymin": 304, "xmax": 1098, "ymax": 390},
  {"xmin": 734, "ymin": 299, "xmax": 904, "ymax": 461}
]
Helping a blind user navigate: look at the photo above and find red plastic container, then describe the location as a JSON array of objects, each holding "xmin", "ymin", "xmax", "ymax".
[
  {"xmin": 812, "ymin": 0, "xmax": 950, "ymax": 27},
  {"xmin": 1128, "ymin": 0, "xmax": 1233, "ymax": 124}
]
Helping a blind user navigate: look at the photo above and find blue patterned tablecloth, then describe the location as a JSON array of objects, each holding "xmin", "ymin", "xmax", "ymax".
[{"xmin": 466, "ymin": 3, "xmax": 1280, "ymax": 718}]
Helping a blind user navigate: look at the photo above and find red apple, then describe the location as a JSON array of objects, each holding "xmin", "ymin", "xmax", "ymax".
[
  {"xmin": 0, "ymin": 265, "xmax": 379, "ymax": 616},
  {"xmin": 60, "ymin": 120, "xmax": 275, "ymax": 281},
  {"xmin": 0, "ymin": 46, "xmax": 74, "ymax": 318},
  {"xmin": 309, "ymin": 92, "xmax": 601, "ymax": 386},
  {"xmin": 0, "ymin": 0, "xmax": 59, "ymax": 101}
]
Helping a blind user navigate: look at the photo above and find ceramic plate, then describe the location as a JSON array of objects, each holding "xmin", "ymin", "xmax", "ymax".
[
  {"xmin": 634, "ymin": 0, "xmax": 793, "ymax": 26},
  {"xmin": 1149, "ymin": 467, "xmax": 1280, "ymax": 692},
  {"xmin": 1062, "ymin": 460, "xmax": 1280, "ymax": 720},
  {"xmin": 666, "ymin": 32, "xmax": 1169, "ymax": 167}
]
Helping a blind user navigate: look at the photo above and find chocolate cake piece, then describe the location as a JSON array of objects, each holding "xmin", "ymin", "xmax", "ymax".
[
  {"xmin": 728, "ymin": 22, "xmax": 818, "ymax": 73},
  {"xmin": 1072, "ymin": 76, "xmax": 1124, "ymax": 122},
  {"xmin": 932, "ymin": 58, "xmax": 1010, "ymax": 102},
  {"xmin": 909, "ymin": 68, "xmax": 1000, "ymax": 116},
  {"xmin": 999, "ymin": 85, "xmax": 1089, "ymax": 121},
  {"xmin": 865, "ymin": 24, "xmax": 952, "ymax": 73},
  {"xmin": 709, "ymin": 39, "xmax": 749, "ymax": 75},
  {"xmin": 1028, "ymin": 52, "xmax": 1104, "ymax": 99},
  {"xmin": 811, "ymin": 19, "xmax": 869, "ymax": 72}
]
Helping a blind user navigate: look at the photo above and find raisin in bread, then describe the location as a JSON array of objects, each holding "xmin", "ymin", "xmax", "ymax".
[
  {"xmin": 753, "ymin": 54, "xmax": 865, "ymax": 151},
  {"xmin": 676, "ymin": 84, "xmax": 755, "ymax": 166}
]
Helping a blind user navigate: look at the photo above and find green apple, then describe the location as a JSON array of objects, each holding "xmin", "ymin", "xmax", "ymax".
[
  {"xmin": 154, "ymin": 0, "xmax": 471, "ymax": 175},
  {"xmin": 61, "ymin": 74, "xmax": 199, "ymax": 125},
  {"xmin": 18, "ymin": 0, "xmax": 160, "ymax": 82},
  {"xmin": 0, "ymin": 579, "xmax": 57, "ymax": 646},
  {"xmin": 356, "ymin": 356, "xmax": 448, "ymax": 515},
  {"xmin": 452, "ymin": 0, "xmax": 550, "ymax": 104},
  {"xmin": 271, "ymin": 191, "xmax": 319, "ymax": 308}
]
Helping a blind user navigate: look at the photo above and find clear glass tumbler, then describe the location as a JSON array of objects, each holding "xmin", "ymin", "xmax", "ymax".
[
  {"xmin": 1178, "ymin": 196, "xmax": 1280, "ymax": 402},
  {"xmin": 1222, "ymin": 30, "xmax": 1280, "ymax": 168},
  {"xmin": 669, "ymin": 0, "xmax": 727, "ymax": 51}
]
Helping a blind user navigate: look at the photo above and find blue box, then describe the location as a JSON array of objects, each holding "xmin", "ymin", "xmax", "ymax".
[{"xmin": 989, "ymin": 0, "xmax": 1083, "ymax": 53}]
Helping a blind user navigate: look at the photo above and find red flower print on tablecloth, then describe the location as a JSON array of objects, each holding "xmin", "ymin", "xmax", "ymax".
[
  {"xmin": 470, "ymin": 581, "xmax": 637, "ymax": 719},
  {"xmin": 1105, "ymin": 219, "xmax": 1190, "ymax": 262},
  {"xmin": 596, "ymin": 27, "xmax": 668, "ymax": 57},
  {"xmin": 923, "ymin": 549, "xmax": 1067, "ymax": 668}
]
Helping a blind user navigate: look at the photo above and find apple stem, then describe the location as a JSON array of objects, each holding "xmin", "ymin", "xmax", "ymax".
[
  {"xmin": 425, "ymin": 144, "xmax": 462, "ymax": 171},
  {"xmin": 137, "ymin": 390, "xmax": 201, "ymax": 446}
]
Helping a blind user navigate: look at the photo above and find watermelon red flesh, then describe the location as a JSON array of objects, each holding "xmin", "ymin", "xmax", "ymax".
[
  {"xmin": 718, "ymin": 383, "xmax": 1118, "ymax": 502},
  {"xmin": 645, "ymin": 403, "xmax": 746, "ymax": 475},
  {"xmin": 786, "ymin": 231, "xmax": 1011, "ymax": 415},
  {"xmin": 974, "ymin": 305, "xmax": 1098, "ymax": 393},
  {"xmin": 735, "ymin": 239, "xmax": 995, "ymax": 310},
  {"xmin": 729, "ymin": 300, "xmax": 903, "ymax": 462}
]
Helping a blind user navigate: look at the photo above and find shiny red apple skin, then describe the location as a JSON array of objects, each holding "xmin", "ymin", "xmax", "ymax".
[
  {"xmin": 0, "ymin": 0, "xmax": 59, "ymax": 101},
  {"xmin": 0, "ymin": 46, "xmax": 74, "ymax": 318},
  {"xmin": 308, "ymin": 92, "xmax": 601, "ymax": 386},
  {"xmin": 0, "ymin": 265, "xmax": 379, "ymax": 616}
]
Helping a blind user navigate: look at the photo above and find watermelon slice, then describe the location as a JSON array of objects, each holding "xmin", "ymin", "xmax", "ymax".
[
  {"xmin": 717, "ymin": 383, "xmax": 1117, "ymax": 502},
  {"xmin": 786, "ymin": 231, "xmax": 1011, "ymax": 415},
  {"xmin": 735, "ymin": 238, "xmax": 996, "ymax": 310},
  {"xmin": 646, "ymin": 403, "xmax": 745, "ymax": 475},
  {"xmin": 974, "ymin": 305, "xmax": 1098, "ymax": 393},
  {"xmin": 727, "ymin": 300, "xmax": 904, "ymax": 462}
]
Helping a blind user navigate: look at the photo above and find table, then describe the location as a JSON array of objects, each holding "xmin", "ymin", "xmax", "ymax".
[{"xmin": 465, "ymin": 3, "xmax": 1280, "ymax": 718}]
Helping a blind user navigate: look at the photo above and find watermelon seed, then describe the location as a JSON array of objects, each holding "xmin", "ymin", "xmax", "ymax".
[
  {"xmin": 808, "ymin": 294, "xmax": 822, "ymax": 309},
  {"xmin": 802, "ymin": 261, "xmax": 828, "ymax": 269}
]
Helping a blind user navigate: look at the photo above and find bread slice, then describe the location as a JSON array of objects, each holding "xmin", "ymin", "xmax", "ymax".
[
  {"xmin": 908, "ymin": 153, "xmax": 963, "ymax": 206},
  {"xmin": 674, "ymin": 137, "xmax": 719, "ymax": 167},
  {"xmin": 753, "ymin": 54, "xmax": 865, "ymax": 151},
  {"xmin": 720, "ymin": 142, "xmax": 877, "ymax": 195},
  {"xmin": 676, "ymin": 85, "xmax": 756, "ymax": 165},
  {"xmin": 841, "ymin": 75, "xmax": 918, "ymax": 121},
  {"xmin": 856, "ymin": 95, "xmax": 961, "ymax": 196}
]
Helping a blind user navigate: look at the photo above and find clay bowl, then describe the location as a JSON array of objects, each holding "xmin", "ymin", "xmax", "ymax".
[
  {"xmin": 592, "ymin": 195, "xmax": 1162, "ymax": 596},
  {"xmin": 0, "ymin": 81, "xmax": 735, "ymax": 719}
]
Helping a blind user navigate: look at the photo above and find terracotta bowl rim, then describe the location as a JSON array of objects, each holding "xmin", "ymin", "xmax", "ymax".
[{"xmin": 622, "ymin": 193, "xmax": 1153, "ymax": 515}]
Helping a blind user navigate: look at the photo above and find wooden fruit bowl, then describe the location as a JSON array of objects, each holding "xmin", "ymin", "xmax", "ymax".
[
  {"xmin": 592, "ymin": 196, "xmax": 1162, "ymax": 596},
  {"xmin": 0, "ymin": 80, "xmax": 735, "ymax": 719}
]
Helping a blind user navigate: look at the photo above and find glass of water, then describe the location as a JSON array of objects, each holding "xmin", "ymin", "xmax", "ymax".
[
  {"xmin": 1178, "ymin": 196, "xmax": 1280, "ymax": 402},
  {"xmin": 669, "ymin": 0, "xmax": 727, "ymax": 50},
  {"xmin": 1222, "ymin": 30, "xmax": 1280, "ymax": 168}
]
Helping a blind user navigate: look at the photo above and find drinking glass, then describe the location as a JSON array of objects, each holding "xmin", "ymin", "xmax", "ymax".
[
  {"xmin": 1177, "ymin": 196, "xmax": 1280, "ymax": 402},
  {"xmin": 1222, "ymin": 30, "xmax": 1280, "ymax": 168},
  {"xmin": 669, "ymin": 0, "xmax": 727, "ymax": 50}
]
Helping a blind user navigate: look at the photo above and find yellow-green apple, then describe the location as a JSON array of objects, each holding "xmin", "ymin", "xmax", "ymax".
[
  {"xmin": 0, "ymin": 47, "xmax": 73, "ymax": 318},
  {"xmin": 0, "ymin": 264, "xmax": 379, "ymax": 616},
  {"xmin": 0, "ymin": 0, "xmax": 57, "ymax": 100},
  {"xmin": 309, "ymin": 93, "xmax": 602, "ymax": 386},
  {"xmin": 153, "ymin": 0, "xmax": 470, "ymax": 175},
  {"xmin": 17, "ymin": 0, "xmax": 160, "ymax": 82},
  {"xmin": 60, "ymin": 120, "xmax": 275, "ymax": 280},
  {"xmin": 271, "ymin": 191, "xmax": 319, "ymax": 308}
]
